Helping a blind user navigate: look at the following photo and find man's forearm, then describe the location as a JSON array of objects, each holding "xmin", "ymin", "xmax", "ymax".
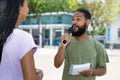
[
  {"xmin": 54, "ymin": 45, "xmax": 66, "ymax": 68},
  {"xmin": 92, "ymin": 67, "xmax": 106, "ymax": 76}
]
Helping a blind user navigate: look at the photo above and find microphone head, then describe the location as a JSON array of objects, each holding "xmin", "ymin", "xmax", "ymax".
[
  {"xmin": 68, "ymin": 27, "xmax": 73, "ymax": 34},
  {"xmin": 62, "ymin": 27, "xmax": 73, "ymax": 44}
]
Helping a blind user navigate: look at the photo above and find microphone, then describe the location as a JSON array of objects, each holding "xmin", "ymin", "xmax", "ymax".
[{"xmin": 63, "ymin": 27, "xmax": 73, "ymax": 44}]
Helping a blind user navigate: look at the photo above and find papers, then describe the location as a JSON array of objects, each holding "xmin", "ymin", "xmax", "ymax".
[{"xmin": 69, "ymin": 63, "xmax": 90, "ymax": 75}]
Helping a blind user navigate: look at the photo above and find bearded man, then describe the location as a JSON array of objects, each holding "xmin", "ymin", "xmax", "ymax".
[{"xmin": 54, "ymin": 8, "xmax": 109, "ymax": 80}]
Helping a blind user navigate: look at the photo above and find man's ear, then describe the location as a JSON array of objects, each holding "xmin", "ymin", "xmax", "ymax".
[
  {"xmin": 85, "ymin": 19, "xmax": 91, "ymax": 27},
  {"xmin": 86, "ymin": 19, "xmax": 91, "ymax": 24}
]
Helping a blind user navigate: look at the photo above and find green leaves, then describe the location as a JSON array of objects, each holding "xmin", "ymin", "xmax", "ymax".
[
  {"xmin": 68, "ymin": 0, "xmax": 120, "ymax": 35},
  {"xmin": 28, "ymin": 0, "xmax": 70, "ymax": 14}
]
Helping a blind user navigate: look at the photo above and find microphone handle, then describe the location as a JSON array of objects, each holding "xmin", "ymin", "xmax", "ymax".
[{"xmin": 62, "ymin": 27, "xmax": 72, "ymax": 44}]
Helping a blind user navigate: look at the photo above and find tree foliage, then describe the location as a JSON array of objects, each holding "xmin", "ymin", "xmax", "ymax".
[
  {"xmin": 28, "ymin": 0, "xmax": 70, "ymax": 14},
  {"xmin": 68, "ymin": 0, "xmax": 120, "ymax": 35},
  {"xmin": 28, "ymin": 0, "xmax": 70, "ymax": 24}
]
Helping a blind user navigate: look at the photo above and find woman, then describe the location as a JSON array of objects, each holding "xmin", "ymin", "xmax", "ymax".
[{"xmin": 0, "ymin": 0, "xmax": 43, "ymax": 80}]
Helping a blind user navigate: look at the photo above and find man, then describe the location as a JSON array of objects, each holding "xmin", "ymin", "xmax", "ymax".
[{"xmin": 54, "ymin": 8, "xmax": 109, "ymax": 80}]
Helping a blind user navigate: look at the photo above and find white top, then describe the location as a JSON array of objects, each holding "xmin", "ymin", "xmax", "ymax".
[{"xmin": 0, "ymin": 28, "xmax": 37, "ymax": 80}]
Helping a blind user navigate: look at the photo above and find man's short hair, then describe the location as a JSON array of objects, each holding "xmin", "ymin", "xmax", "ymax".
[{"xmin": 75, "ymin": 8, "xmax": 91, "ymax": 20}]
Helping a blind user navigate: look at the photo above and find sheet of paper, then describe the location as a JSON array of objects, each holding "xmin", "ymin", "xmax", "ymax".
[{"xmin": 69, "ymin": 63, "xmax": 90, "ymax": 75}]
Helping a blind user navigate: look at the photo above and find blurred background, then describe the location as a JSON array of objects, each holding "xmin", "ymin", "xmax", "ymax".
[
  {"xmin": 19, "ymin": 0, "xmax": 120, "ymax": 49},
  {"xmin": 19, "ymin": 0, "xmax": 120, "ymax": 80}
]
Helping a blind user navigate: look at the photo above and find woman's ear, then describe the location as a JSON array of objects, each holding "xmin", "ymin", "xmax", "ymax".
[
  {"xmin": 19, "ymin": 11, "xmax": 22, "ymax": 14},
  {"xmin": 19, "ymin": 7, "xmax": 22, "ymax": 14}
]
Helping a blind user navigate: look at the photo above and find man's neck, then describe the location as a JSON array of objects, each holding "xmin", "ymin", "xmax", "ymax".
[{"xmin": 74, "ymin": 32, "xmax": 89, "ymax": 41}]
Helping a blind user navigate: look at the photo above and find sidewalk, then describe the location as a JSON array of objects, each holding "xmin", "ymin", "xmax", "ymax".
[
  {"xmin": 34, "ymin": 47, "xmax": 120, "ymax": 80},
  {"xmin": 106, "ymin": 49, "xmax": 120, "ymax": 56}
]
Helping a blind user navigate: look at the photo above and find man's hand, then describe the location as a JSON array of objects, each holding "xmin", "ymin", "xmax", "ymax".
[
  {"xmin": 36, "ymin": 69, "xmax": 43, "ymax": 80},
  {"xmin": 80, "ymin": 69, "xmax": 93, "ymax": 77},
  {"xmin": 60, "ymin": 33, "xmax": 72, "ymax": 47},
  {"xmin": 80, "ymin": 66, "xmax": 107, "ymax": 77}
]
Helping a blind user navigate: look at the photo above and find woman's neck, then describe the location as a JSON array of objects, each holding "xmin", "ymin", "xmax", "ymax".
[{"xmin": 15, "ymin": 22, "xmax": 19, "ymax": 28}]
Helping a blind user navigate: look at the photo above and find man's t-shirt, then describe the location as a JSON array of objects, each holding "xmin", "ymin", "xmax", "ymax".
[
  {"xmin": 62, "ymin": 37, "xmax": 109, "ymax": 80},
  {"xmin": 0, "ymin": 28, "xmax": 37, "ymax": 80}
]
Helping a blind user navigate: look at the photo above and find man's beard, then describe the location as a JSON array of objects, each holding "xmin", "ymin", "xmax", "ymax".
[{"xmin": 72, "ymin": 23, "xmax": 87, "ymax": 37}]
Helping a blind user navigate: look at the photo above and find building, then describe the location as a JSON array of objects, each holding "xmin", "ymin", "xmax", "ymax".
[
  {"xmin": 106, "ymin": 16, "xmax": 120, "ymax": 49},
  {"xmin": 20, "ymin": 11, "xmax": 120, "ymax": 48},
  {"xmin": 19, "ymin": 11, "xmax": 106, "ymax": 47},
  {"xmin": 19, "ymin": 12, "xmax": 72, "ymax": 47}
]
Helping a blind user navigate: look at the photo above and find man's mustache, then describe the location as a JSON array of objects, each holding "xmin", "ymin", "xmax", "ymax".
[{"xmin": 72, "ymin": 24, "xmax": 79, "ymax": 28}]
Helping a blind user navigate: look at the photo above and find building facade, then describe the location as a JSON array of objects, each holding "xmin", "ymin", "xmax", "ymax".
[
  {"xmin": 106, "ymin": 17, "xmax": 120, "ymax": 49},
  {"xmin": 19, "ymin": 12, "xmax": 72, "ymax": 47},
  {"xmin": 20, "ymin": 11, "xmax": 120, "ymax": 48}
]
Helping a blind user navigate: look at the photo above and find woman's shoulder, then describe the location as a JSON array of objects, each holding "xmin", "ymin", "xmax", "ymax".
[
  {"xmin": 13, "ymin": 28, "xmax": 32, "ymax": 38},
  {"xmin": 14, "ymin": 28, "xmax": 29, "ymax": 34},
  {"xmin": 8, "ymin": 28, "xmax": 33, "ymax": 43}
]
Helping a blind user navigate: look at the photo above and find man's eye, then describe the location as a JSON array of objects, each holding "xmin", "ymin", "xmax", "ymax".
[
  {"xmin": 77, "ymin": 17, "xmax": 83, "ymax": 20},
  {"xmin": 77, "ymin": 18, "xmax": 81, "ymax": 20}
]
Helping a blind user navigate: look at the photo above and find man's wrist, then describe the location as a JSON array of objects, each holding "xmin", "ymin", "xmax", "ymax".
[
  {"xmin": 60, "ymin": 43, "xmax": 67, "ymax": 48},
  {"xmin": 91, "ymin": 69, "xmax": 95, "ymax": 76}
]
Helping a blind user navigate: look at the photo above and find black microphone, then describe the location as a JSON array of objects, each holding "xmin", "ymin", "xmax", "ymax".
[{"xmin": 63, "ymin": 27, "xmax": 73, "ymax": 44}]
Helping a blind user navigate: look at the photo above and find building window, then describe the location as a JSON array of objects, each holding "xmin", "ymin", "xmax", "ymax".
[
  {"xmin": 32, "ymin": 29, "xmax": 39, "ymax": 45},
  {"xmin": 53, "ymin": 15, "xmax": 62, "ymax": 24},
  {"xmin": 23, "ymin": 29, "xmax": 29, "ymax": 33},
  {"xmin": 118, "ymin": 28, "xmax": 120, "ymax": 39},
  {"xmin": 107, "ymin": 28, "xmax": 110, "ymax": 41}
]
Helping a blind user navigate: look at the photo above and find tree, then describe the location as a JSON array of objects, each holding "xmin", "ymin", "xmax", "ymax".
[
  {"xmin": 68, "ymin": 0, "xmax": 120, "ymax": 35},
  {"xmin": 28, "ymin": 0, "xmax": 70, "ymax": 13}
]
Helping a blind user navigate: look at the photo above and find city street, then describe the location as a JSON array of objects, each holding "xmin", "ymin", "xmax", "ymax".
[{"xmin": 34, "ymin": 47, "xmax": 120, "ymax": 80}]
